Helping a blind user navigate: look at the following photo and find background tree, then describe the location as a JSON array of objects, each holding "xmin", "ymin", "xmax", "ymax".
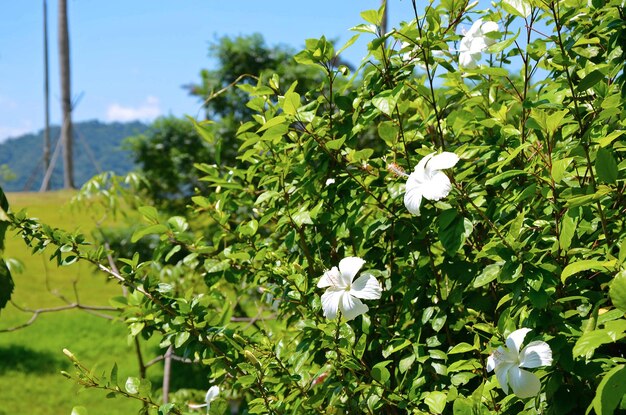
[
  {"xmin": 126, "ymin": 117, "xmax": 212, "ymax": 211},
  {"xmin": 186, "ymin": 33, "xmax": 325, "ymax": 163}
]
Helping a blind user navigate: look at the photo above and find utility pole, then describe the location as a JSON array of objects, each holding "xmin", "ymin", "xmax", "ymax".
[
  {"xmin": 59, "ymin": 0, "xmax": 74, "ymax": 189},
  {"xmin": 41, "ymin": 0, "xmax": 50, "ymax": 191},
  {"xmin": 381, "ymin": 0, "xmax": 388, "ymax": 37}
]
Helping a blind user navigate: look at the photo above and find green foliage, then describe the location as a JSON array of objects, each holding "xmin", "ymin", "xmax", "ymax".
[
  {"xmin": 126, "ymin": 117, "xmax": 213, "ymax": 210},
  {"xmin": 0, "ymin": 186, "xmax": 13, "ymax": 310},
  {"xmin": 3, "ymin": 0, "xmax": 626, "ymax": 414}
]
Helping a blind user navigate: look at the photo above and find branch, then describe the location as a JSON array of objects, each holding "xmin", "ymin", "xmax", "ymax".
[{"xmin": 0, "ymin": 301, "xmax": 116, "ymax": 332}]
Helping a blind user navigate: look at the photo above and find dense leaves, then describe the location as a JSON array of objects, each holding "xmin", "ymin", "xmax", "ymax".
[{"xmin": 2, "ymin": 0, "xmax": 626, "ymax": 414}]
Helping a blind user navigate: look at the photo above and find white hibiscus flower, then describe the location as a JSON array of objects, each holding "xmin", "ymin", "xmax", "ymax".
[
  {"xmin": 458, "ymin": 19, "xmax": 499, "ymax": 68},
  {"xmin": 404, "ymin": 152, "xmax": 459, "ymax": 216},
  {"xmin": 189, "ymin": 385, "xmax": 220, "ymax": 412},
  {"xmin": 487, "ymin": 328, "xmax": 553, "ymax": 398},
  {"xmin": 317, "ymin": 257, "xmax": 382, "ymax": 321}
]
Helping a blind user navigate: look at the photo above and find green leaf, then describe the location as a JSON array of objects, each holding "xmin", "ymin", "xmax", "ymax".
[
  {"xmin": 175, "ymin": 331, "xmax": 190, "ymax": 348},
  {"xmin": 372, "ymin": 89, "xmax": 399, "ymax": 116},
  {"xmin": 110, "ymin": 363, "xmax": 118, "ymax": 386},
  {"xmin": 596, "ymin": 148, "xmax": 618, "ymax": 184},
  {"xmin": 573, "ymin": 330, "xmax": 612, "ymax": 358},
  {"xmin": 452, "ymin": 398, "xmax": 474, "ymax": 415},
  {"xmin": 559, "ymin": 208, "xmax": 578, "ymax": 252},
  {"xmin": 360, "ymin": 9, "xmax": 380, "ymax": 25},
  {"xmin": 464, "ymin": 66, "xmax": 510, "ymax": 77},
  {"xmin": 371, "ymin": 360, "xmax": 392, "ymax": 385},
  {"xmin": 283, "ymin": 91, "xmax": 301, "ymax": 115},
  {"xmin": 448, "ymin": 342, "xmax": 477, "ymax": 354},
  {"xmin": 573, "ymin": 321, "xmax": 626, "ymax": 358},
  {"xmin": 325, "ymin": 137, "xmax": 345, "ymax": 151},
  {"xmin": 564, "ymin": 185, "xmax": 613, "ymax": 207},
  {"xmin": 424, "ymin": 391, "xmax": 447, "ymax": 414},
  {"xmin": 378, "ymin": 121, "xmax": 398, "ymax": 146},
  {"xmin": 499, "ymin": 260, "xmax": 522, "ymax": 283},
  {"xmin": 0, "ymin": 186, "xmax": 8, "ymax": 213},
  {"xmin": 551, "ymin": 157, "xmax": 572, "ymax": 183},
  {"xmin": 576, "ymin": 69, "xmax": 605, "ymax": 92},
  {"xmin": 0, "ymin": 259, "xmax": 14, "ymax": 311},
  {"xmin": 138, "ymin": 205, "xmax": 159, "ymax": 222},
  {"xmin": 129, "ymin": 322, "xmax": 145, "ymax": 337},
  {"xmin": 292, "ymin": 210, "xmax": 313, "ymax": 227},
  {"xmin": 0, "ymin": 186, "xmax": 9, "ymax": 252},
  {"xmin": 592, "ymin": 365, "xmax": 626, "ymax": 415},
  {"xmin": 131, "ymin": 224, "xmax": 168, "ymax": 243},
  {"xmin": 610, "ymin": 270, "xmax": 626, "ymax": 313},
  {"xmin": 561, "ymin": 259, "xmax": 616, "ymax": 283},
  {"xmin": 336, "ymin": 34, "xmax": 360, "ymax": 57},
  {"xmin": 191, "ymin": 119, "xmax": 215, "ymax": 144},
  {"xmin": 438, "ymin": 209, "xmax": 466, "ymax": 255},
  {"xmin": 238, "ymin": 374, "xmax": 257, "ymax": 388},
  {"xmin": 485, "ymin": 170, "xmax": 528, "ymax": 186},
  {"xmin": 382, "ymin": 338, "xmax": 412, "ymax": 358},
  {"xmin": 239, "ymin": 219, "xmax": 259, "ymax": 237},
  {"xmin": 257, "ymin": 115, "xmax": 287, "ymax": 133},
  {"xmin": 473, "ymin": 263, "xmax": 500, "ymax": 288},
  {"xmin": 596, "ymin": 130, "xmax": 624, "ymax": 147}
]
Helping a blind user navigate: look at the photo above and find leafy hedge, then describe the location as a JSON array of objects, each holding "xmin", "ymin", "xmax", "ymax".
[{"xmin": 1, "ymin": 0, "xmax": 626, "ymax": 414}]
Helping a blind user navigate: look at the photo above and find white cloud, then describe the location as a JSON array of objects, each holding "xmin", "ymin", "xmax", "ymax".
[{"xmin": 105, "ymin": 96, "xmax": 161, "ymax": 122}]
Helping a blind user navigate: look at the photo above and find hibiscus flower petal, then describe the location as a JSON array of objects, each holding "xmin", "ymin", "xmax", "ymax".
[
  {"xmin": 519, "ymin": 341, "xmax": 552, "ymax": 368},
  {"xmin": 404, "ymin": 183, "xmax": 423, "ymax": 215},
  {"xmin": 205, "ymin": 385, "xmax": 220, "ymax": 402},
  {"xmin": 321, "ymin": 289, "xmax": 343, "ymax": 319},
  {"xmin": 318, "ymin": 267, "xmax": 341, "ymax": 288},
  {"xmin": 338, "ymin": 257, "xmax": 365, "ymax": 284},
  {"xmin": 494, "ymin": 362, "xmax": 514, "ymax": 394},
  {"xmin": 508, "ymin": 367, "xmax": 541, "ymax": 398},
  {"xmin": 420, "ymin": 171, "xmax": 452, "ymax": 201},
  {"xmin": 426, "ymin": 152, "xmax": 460, "ymax": 172},
  {"xmin": 481, "ymin": 21, "xmax": 499, "ymax": 35},
  {"xmin": 486, "ymin": 355, "xmax": 496, "ymax": 372},
  {"xmin": 459, "ymin": 51, "xmax": 478, "ymax": 68},
  {"xmin": 466, "ymin": 19, "xmax": 484, "ymax": 37},
  {"xmin": 506, "ymin": 328, "xmax": 531, "ymax": 355},
  {"xmin": 339, "ymin": 294, "xmax": 369, "ymax": 321},
  {"xmin": 414, "ymin": 153, "xmax": 435, "ymax": 174},
  {"xmin": 350, "ymin": 273, "xmax": 382, "ymax": 300}
]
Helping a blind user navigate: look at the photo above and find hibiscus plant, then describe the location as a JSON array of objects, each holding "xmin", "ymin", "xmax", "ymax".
[{"xmin": 1, "ymin": 0, "xmax": 625, "ymax": 414}]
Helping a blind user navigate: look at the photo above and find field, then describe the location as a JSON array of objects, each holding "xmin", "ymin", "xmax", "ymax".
[{"xmin": 0, "ymin": 191, "xmax": 160, "ymax": 415}]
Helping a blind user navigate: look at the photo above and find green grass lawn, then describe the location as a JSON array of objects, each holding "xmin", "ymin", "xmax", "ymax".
[{"xmin": 0, "ymin": 191, "xmax": 162, "ymax": 415}]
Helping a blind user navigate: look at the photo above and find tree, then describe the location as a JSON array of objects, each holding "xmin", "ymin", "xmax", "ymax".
[
  {"xmin": 128, "ymin": 34, "xmax": 327, "ymax": 210},
  {"xmin": 58, "ymin": 0, "xmax": 74, "ymax": 189},
  {"xmin": 186, "ymin": 33, "xmax": 326, "ymax": 162},
  {"xmin": 126, "ymin": 117, "xmax": 212, "ymax": 210}
]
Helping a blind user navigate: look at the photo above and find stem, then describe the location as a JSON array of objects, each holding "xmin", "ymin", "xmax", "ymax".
[
  {"xmin": 162, "ymin": 345, "xmax": 173, "ymax": 404},
  {"xmin": 411, "ymin": 0, "xmax": 446, "ymax": 150}
]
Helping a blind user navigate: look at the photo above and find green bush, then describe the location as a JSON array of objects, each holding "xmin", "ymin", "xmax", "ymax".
[{"xmin": 2, "ymin": 0, "xmax": 626, "ymax": 414}]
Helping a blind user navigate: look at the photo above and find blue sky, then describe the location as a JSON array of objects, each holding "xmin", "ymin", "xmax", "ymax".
[{"xmin": 0, "ymin": 1, "xmax": 423, "ymax": 142}]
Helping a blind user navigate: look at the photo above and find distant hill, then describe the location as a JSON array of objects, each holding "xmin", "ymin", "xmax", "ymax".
[{"xmin": 0, "ymin": 120, "xmax": 148, "ymax": 191}]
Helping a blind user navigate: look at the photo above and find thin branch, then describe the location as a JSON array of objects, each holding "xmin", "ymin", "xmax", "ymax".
[{"xmin": 0, "ymin": 301, "xmax": 116, "ymax": 332}]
